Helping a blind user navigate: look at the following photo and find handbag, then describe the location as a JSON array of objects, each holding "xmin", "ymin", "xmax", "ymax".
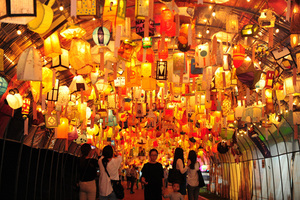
[
  {"xmin": 168, "ymin": 168, "xmax": 186, "ymax": 184},
  {"xmin": 104, "ymin": 163, "xmax": 124, "ymax": 199},
  {"xmin": 197, "ymin": 164, "xmax": 205, "ymax": 188}
]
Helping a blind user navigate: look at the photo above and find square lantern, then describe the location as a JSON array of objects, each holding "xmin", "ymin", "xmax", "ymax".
[
  {"xmin": 135, "ymin": 0, "xmax": 149, "ymax": 19},
  {"xmin": 258, "ymin": 9, "xmax": 276, "ymax": 28},
  {"xmin": 173, "ymin": 53, "xmax": 186, "ymax": 74},
  {"xmin": 156, "ymin": 61, "xmax": 167, "ymax": 80},
  {"xmin": 226, "ymin": 14, "xmax": 239, "ymax": 33},
  {"xmin": 0, "ymin": 48, "xmax": 3, "ymax": 71},
  {"xmin": 265, "ymin": 71, "xmax": 275, "ymax": 89},
  {"xmin": 141, "ymin": 62, "xmax": 152, "ymax": 77},
  {"xmin": 45, "ymin": 114, "xmax": 59, "ymax": 128},
  {"xmin": 241, "ymin": 24, "xmax": 259, "ymax": 37},
  {"xmin": 44, "ymin": 32, "xmax": 62, "ymax": 58},
  {"xmin": 284, "ymin": 76, "xmax": 300, "ymax": 95},
  {"xmin": 51, "ymin": 49, "xmax": 69, "ymax": 71},
  {"xmin": 290, "ymin": 34, "xmax": 300, "ymax": 48},
  {"xmin": 136, "ymin": 19, "xmax": 154, "ymax": 38},
  {"xmin": 47, "ymin": 79, "xmax": 60, "ymax": 101},
  {"xmin": 271, "ymin": 47, "xmax": 294, "ymax": 69},
  {"xmin": 76, "ymin": 0, "xmax": 104, "ymax": 19},
  {"xmin": 0, "ymin": 0, "xmax": 37, "ymax": 24}
]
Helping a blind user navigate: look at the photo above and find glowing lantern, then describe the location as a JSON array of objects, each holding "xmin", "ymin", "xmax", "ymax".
[
  {"xmin": 57, "ymin": 86, "xmax": 70, "ymax": 106},
  {"xmin": 290, "ymin": 34, "xmax": 300, "ymax": 48},
  {"xmin": 214, "ymin": 67, "xmax": 231, "ymax": 89},
  {"xmin": 118, "ymin": 40, "xmax": 134, "ymax": 61},
  {"xmin": 30, "ymin": 67, "xmax": 53, "ymax": 102},
  {"xmin": 6, "ymin": 89, "xmax": 23, "ymax": 109},
  {"xmin": 0, "ymin": 49, "xmax": 3, "ymax": 71},
  {"xmin": 160, "ymin": 9, "xmax": 176, "ymax": 37},
  {"xmin": 76, "ymin": 0, "xmax": 102, "ymax": 19},
  {"xmin": 233, "ymin": 44, "xmax": 245, "ymax": 68},
  {"xmin": 87, "ymin": 124, "xmax": 99, "ymax": 135},
  {"xmin": 158, "ymin": 40, "xmax": 168, "ymax": 60},
  {"xmin": 93, "ymin": 27, "xmax": 111, "ymax": 46},
  {"xmin": 78, "ymin": 102, "xmax": 87, "ymax": 122},
  {"xmin": 69, "ymin": 75, "xmax": 88, "ymax": 93},
  {"xmin": 142, "ymin": 37, "xmax": 152, "ymax": 49},
  {"xmin": 141, "ymin": 63, "xmax": 152, "ymax": 77},
  {"xmin": 291, "ymin": 1, "xmax": 300, "ymax": 34},
  {"xmin": 107, "ymin": 110, "xmax": 117, "ymax": 127},
  {"xmin": 57, "ymin": 117, "xmax": 69, "ymax": 139},
  {"xmin": 235, "ymin": 100, "xmax": 245, "ymax": 118},
  {"xmin": 135, "ymin": 0, "xmax": 149, "ymax": 19},
  {"xmin": 241, "ymin": 24, "xmax": 259, "ymax": 37},
  {"xmin": 69, "ymin": 38, "xmax": 92, "ymax": 74},
  {"xmin": 0, "ymin": 0, "xmax": 36, "ymax": 24},
  {"xmin": 271, "ymin": 47, "xmax": 293, "ymax": 70},
  {"xmin": 27, "ymin": 0, "xmax": 55, "ymax": 34},
  {"xmin": 137, "ymin": 46, "xmax": 155, "ymax": 63},
  {"xmin": 141, "ymin": 77, "xmax": 156, "ymax": 91},
  {"xmin": 68, "ymin": 126, "xmax": 78, "ymax": 141},
  {"xmin": 284, "ymin": 76, "xmax": 300, "ymax": 95},
  {"xmin": 44, "ymin": 32, "xmax": 61, "ymax": 58},
  {"xmin": 51, "ymin": 48, "xmax": 69, "ymax": 71},
  {"xmin": 258, "ymin": 9, "xmax": 276, "ymax": 28},
  {"xmin": 17, "ymin": 47, "xmax": 42, "ymax": 81},
  {"xmin": 60, "ymin": 25, "xmax": 86, "ymax": 39},
  {"xmin": 156, "ymin": 61, "xmax": 167, "ymax": 80},
  {"xmin": 45, "ymin": 114, "xmax": 58, "ymax": 128},
  {"xmin": 265, "ymin": 71, "xmax": 275, "ymax": 89},
  {"xmin": 173, "ymin": 53, "xmax": 185, "ymax": 74},
  {"xmin": 22, "ymin": 98, "xmax": 30, "ymax": 117},
  {"xmin": 195, "ymin": 43, "xmax": 210, "ymax": 68},
  {"xmin": 226, "ymin": 14, "xmax": 238, "ymax": 33},
  {"xmin": 0, "ymin": 76, "xmax": 8, "ymax": 96},
  {"xmin": 95, "ymin": 78, "xmax": 109, "ymax": 92}
]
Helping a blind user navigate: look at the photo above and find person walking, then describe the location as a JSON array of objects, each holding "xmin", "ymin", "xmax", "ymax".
[
  {"xmin": 130, "ymin": 165, "xmax": 137, "ymax": 194},
  {"xmin": 125, "ymin": 166, "xmax": 131, "ymax": 189},
  {"xmin": 98, "ymin": 145, "xmax": 122, "ymax": 200},
  {"xmin": 186, "ymin": 150, "xmax": 200, "ymax": 200},
  {"xmin": 141, "ymin": 148, "xmax": 165, "ymax": 200},
  {"xmin": 172, "ymin": 147, "xmax": 188, "ymax": 197},
  {"xmin": 78, "ymin": 143, "xmax": 99, "ymax": 200}
]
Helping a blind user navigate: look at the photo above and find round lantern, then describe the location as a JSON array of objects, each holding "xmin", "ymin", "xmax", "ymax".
[
  {"xmin": 87, "ymin": 124, "xmax": 99, "ymax": 135},
  {"xmin": 233, "ymin": 44, "xmax": 245, "ymax": 68},
  {"xmin": 6, "ymin": 89, "xmax": 23, "ymax": 109},
  {"xmin": 93, "ymin": 27, "xmax": 111, "ymax": 46},
  {"xmin": 0, "ymin": 76, "xmax": 8, "ymax": 96}
]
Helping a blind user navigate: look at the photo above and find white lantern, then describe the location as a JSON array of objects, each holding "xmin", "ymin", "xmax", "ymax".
[
  {"xmin": 57, "ymin": 86, "xmax": 70, "ymax": 106},
  {"xmin": 6, "ymin": 89, "xmax": 23, "ymax": 109},
  {"xmin": 235, "ymin": 100, "xmax": 245, "ymax": 118},
  {"xmin": 69, "ymin": 75, "xmax": 88, "ymax": 93},
  {"xmin": 284, "ymin": 76, "xmax": 300, "ymax": 95}
]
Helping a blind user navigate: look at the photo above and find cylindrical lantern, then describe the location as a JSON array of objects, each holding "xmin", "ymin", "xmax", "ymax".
[
  {"xmin": 0, "ymin": 76, "xmax": 8, "ymax": 96},
  {"xmin": 69, "ymin": 38, "xmax": 92, "ymax": 74},
  {"xmin": 93, "ymin": 27, "xmax": 111, "ymax": 46},
  {"xmin": 44, "ymin": 32, "xmax": 62, "ymax": 58},
  {"xmin": 57, "ymin": 117, "xmax": 69, "ymax": 139},
  {"xmin": 17, "ymin": 47, "xmax": 42, "ymax": 81},
  {"xmin": 291, "ymin": 1, "xmax": 300, "ymax": 34},
  {"xmin": 6, "ymin": 89, "xmax": 23, "ymax": 109},
  {"xmin": 51, "ymin": 48, "xmax": 69, "ymax": 71},
  {"xmin": 22, "ymin": 98, "xmax": 31, "ymax": 117},
  {"xmin": 233, "ymin": 44, "xmax": 245, "ymax": 68}
]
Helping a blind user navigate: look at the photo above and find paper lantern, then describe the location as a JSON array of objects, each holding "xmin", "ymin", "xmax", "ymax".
[
  {"xmin": 142, "ymin": 37, "xmax": 152, "ymax": 49},
  {"xmin": 87, "ymin": 124, "xmax": 99, "ymax": 135},
  {"xmin": 235, "ymin": 100, "xmax": 245, "ymax": 118},
  {"xmin": 30, "ymin": 67, "xmax": 53, "ymax": 103},
  {"xmin": 241, "ymin": 24, "xmax": 259, "ymax": 37},
  {"xmin": 57, "ymin": 86, "xmax": 70, "ymax": 106},
  {"xmin": 0, "ymin": 48, "xmax": 4, "ymax": 71},
  {"xmin": 173, "ymin": 53, "xmax": 185, "ymax": 74},
  {"xmin": 156, "ymin": 61, "xmax": 167, "ymax": 80},
  {"xmin": 214, "ymin": 67, "xmax": 231, "ymax": 89},
  {"xmin": 44, "ymin": 32, "xmax": 61, "ymax": 58},
  {"xmin": 69, "ymin": 75, "xmax": 88, "ymax": 93},
  {"xmin": 6, "ymin": 89, "xmax": 23, "ymax": 109},
  {"xmin": 284, "ymin": 76, "xmax": 300, "ymax": 95},
  {"xmin": 158, "ymin": 40, "xmax": 168, "ymax": 60},
  {"xmin": 137, "ymin": 46, "xmax": 155, "ymax": 63},
  {"xmin": 60, "ymin": 25, "xmax": 86, "ymax": 39},
  {"xmin": 160, "ymin": 9, "xmax": 176, "ymax": 37},
  {"xmin": 21, "ymin": 98, "xmax": 30, "ymax": 117},
  {"xmin": 265, "ymin": 71, "xmax": 275, "ymax": 89},
  {"xmin": 47, "ymin": 79, "xmax": 59, "ymax": 101},
  {"xmin": 0, "ymin": 76, "xmax": 8, "ymax": 96},
  {"xmin": 51, "ymin": 48, "xmax": 69, "ymax": 71},
  {"xmin": 291, "ymin": 1, "xmax": 300, "ymax": 34},
  {"xmin": 17, "ymin": 47, "xmax": 42, "ymax": 81},
  {"xmin": 93, "ymin": 27, "xmax": 111, "ymax": 46},
  {"xmin": 178, "ymin": 36, "xmax": 190, "ymax": 52},
  {"xmin": 76, "ymin": 0, "xmax": 103, "ymax": 19},
  {"xmin": 226, "ymin": 14, "xmax": 238, "ymax": 33},
  {"xmin": 258, "ymin": 9, "xmax": 276, "ymax": 28},
  {"xmin": 107, "ymin": 110, "xmax": 117, "ymax": 127},
  {"xmin": 141, "ymin": 77, "xmax": 156, "ymax": 91},
  {"xmin": 290, "ymin": 34, "xmax": 300, "ymax": 48},
  {"xmin": 0, "ymin": 0, "xmax": 36, "ymax": 24},
  {"xmin": 57, "ymin": 117, "xmax": 69, "ymax": 139},
  {"xmin": 136, "ymin": 19, "xmax": 155, "ymax": 37},
  {"xmin": 69, "ymin": 38, "xmax": 92, "ymax": 74},
  {"xmin": 135, "ymin": 0, "xmax": 149, "ymax": 19},
  {"xmin": 45, "ymin": 114, "xmax": 58, "ymax": 128},
  {"xmin": 27, "ymin": 0, "xmax": 55, "ymax": 34},
  {"xmin": 195, "ymin": 43, "xmax": 210, "ymax": 68},
  {"xmin": 271, "ymin": 47, "xmax": 293, "ymax": 70},
  {"xmin": 79, "ymin": 102, "xmax": 87, "ymax": 122},
  {"xmin": 233, "ymin": 44, "xmax": 245, "ymax": 68},
  {"xmin": 118, "ymin": 40, "xmax": 134, "ymax": 61},
  {"xmin": 141, "ymin": 63, "xmax": 152, "ymax": 77}
]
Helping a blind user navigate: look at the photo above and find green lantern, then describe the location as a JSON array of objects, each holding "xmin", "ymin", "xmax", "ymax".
[{"xmin": 142, "ymin": 37, "xmax": 152, "ymax": 49}]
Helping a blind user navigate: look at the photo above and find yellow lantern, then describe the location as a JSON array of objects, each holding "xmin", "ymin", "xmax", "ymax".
[
  {"xmin": 141, "ymin": 63, "xmax": 152, "ymax": 77},
  {"xmin": 78, "ymin": 102, "xmax": 87, "ymax": 122},
  {"xmin": 57, "ymin": 86, "xmax": 70, "ymax": 106},
  {"xmin": 290, "ymin": 34, "xmax": 300, "ymax": 48},
  {"xmin": 77, "ymin": 0, "xmax": 102, "ymax": 19},
  {"xmin": 87, "ymin": 124, "xmax": 99, "ymax": 135},
  {"xmin": 258, "ymin": 9, "xmax": 276, "ymax": 28},
  {"xmin": 30, "ymin": 67, "xmax": 53, "ymax": 102},
  {"xmin": 69, "ymin": 75, "xmax": 88, "ymax": 93},
  {"xmin": 0, "ymin": 0, "xmax": 36, "ymax": 24},
  {"xmin": 27, "ymin": 0, "xmax": 55, "ymax": 34},
  {"xmin": 235, "ymin": 100, "xmax": 245, "ymax": 118},
  {"xmin": 60, "ymin": 25, "xmax": 86, "ymax": 39},
  {"xmin": 141, "ymin": 77, "xmax": 156, "ymax": 91},
  {"xmin": 69, "ymin": 38, "xmax": 93, "ymax": 74},
  {"xmin": 51, "ymin": 49, "xmax": 69, "ymax": 71},
  {"xmin": 44, "ymin": 32, "xmax": 61, "ymax": 58},
  {"xmin": 57, "ymin": 117, "xmax": 69, "ymax": 139},
  {"xmin": 214, "ymin": 67, "xmax": 231, "ymax": 89}
]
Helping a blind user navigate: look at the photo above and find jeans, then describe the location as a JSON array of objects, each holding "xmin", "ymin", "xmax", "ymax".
[
  {"xmin": 187, "ymin": 184, "xmax": 200, "ymax": 200},
  {"xmin": 99, "ymin": 191, "xmax": 117, "ymax": 200},
  {"xmin": 79, "ymin": 180, "xmax": 97, "ymax": 200}
]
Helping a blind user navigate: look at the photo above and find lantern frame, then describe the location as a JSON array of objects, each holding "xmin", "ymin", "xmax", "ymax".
[
  {"xmin": 241, "ymin": 24, "xmax": 259, "ymax": 37},
  {"xmin": 271, "ymin": 47, "xmax": 295, "ymax": 69},
  {"xmin": 47, "ymin": 79, "xmax": 60, "ymax": 101},
  {"xmin": 156, "ymin": 61, "xmax": 167, "ymax": 80},
  {"xmin": 45, "ymin": 114, "xmax": 59, "ymax": 128},
  {"xmin": 51, "ymin": 48, "xmax": 69, "ymax": 71}
]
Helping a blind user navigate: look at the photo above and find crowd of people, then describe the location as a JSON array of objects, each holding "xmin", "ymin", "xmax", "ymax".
[{"xmin": 78, "ymin": 144, "xmax": 205, "ymax": 200}]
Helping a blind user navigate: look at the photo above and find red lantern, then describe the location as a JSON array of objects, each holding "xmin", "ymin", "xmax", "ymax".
[
  {"xmin": 22, "ymin": 98, "xmax": 31, "ymax": 117},
  {"xmin": 233, "ymin": 44, "xmax": 245, "ymax": 68},
  {"xmin": 137, "ymin": 46, "xmax": 155, "ymax": 63},
  {"xmin": 158, "ymin": 40, "xmax": 168, "ymax": 59},
  {"xmin": 265, "ymin": 71, "xmax": 275, "ymax": 89},
  {"xmin": 160, "ymin": 9, "xmax": 176, "ymax": 37}
]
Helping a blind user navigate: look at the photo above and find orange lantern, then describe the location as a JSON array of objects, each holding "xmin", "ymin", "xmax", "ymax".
[
  {"xmin": 44, "ymin": 32, "xmax": 62, "ymax": 58},
  {"xmin": 137, "ymin": 46, "xmax": 155, "ymax": 63},
  {"xmin": 69, "ymin": 38, "xmax": 92, "ymax": 74},
  {"xmin": 57, "ymin": 117, "xmax": 69, "ymax": 139},
  {"xmin": 158, "ymin": 40, "xmax": 168, "ymax": 59},
  {"xmin": 160, "ymin": 9, "xmax": 176, "ymax": 37},
  {"xmin": 233, "ymin": 44, "xmax": 245, "ymax": 68},
  {"xmin": 290, "ymin": 34, "xmax": 300, "ymax": 48}
]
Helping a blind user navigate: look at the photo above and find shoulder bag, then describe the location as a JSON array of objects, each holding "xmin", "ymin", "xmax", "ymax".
[
  {"xmin": 104, "ymin": 162, "xmax": 124, "ymax": 199},
  {"xmin": 197, "ymin": 162, "xmax": 205, "ymax": 188}
]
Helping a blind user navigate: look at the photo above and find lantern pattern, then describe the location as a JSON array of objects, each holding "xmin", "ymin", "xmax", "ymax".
[
  {"xmin": 156, "ymin": 61, "xmax": 167, "ymax": 80},
  {"xmin": 6, "ymin": 89, "xmax": 23, "ymax": 109},
  {"xmin": 103, "ymin": 0, "xmax": 118, "ymax": 22},
  {"xmin": 22, "ymin": 98, "xmax": 31, "ymax": 116},
  {"xmin": 51, "ymin": 48, "xmax": 69, "ymax": 71},
  {"xmin": 93, "ymin": 27, "xmax": 111, "ymax": 46},
  {"xmin": 0, "ymin": 76, "xmax": 8, "ymax": 96},
  {"xmin": 142, "ymin": 37, "xmax": 152, "ymax": 49},
  {"xmin": 17, "ymin": 47, "xmax": 42, "ymax": 81},
  {"xmin": 214, "ymin": 67, "xmax": 231, "ymax": 89},
  {"xmin": 69, "ymin": 38, "xmax": 93, "ymax": 74},
  {"xmin": 60, "ymin": 25, "xmax": 86, "ymax": 39},
  {"xmin": 0, "ymin": 0, "xmax": 36, "ymax": 24},
  {"xmin": 135, "ymin": 0, "xmax": 149, "ymax": 19},
  {"xmin": 241, "ymin": 24, "xmax": 259, "ymax": 37},
  {"xmin": 136, "ymin": 19, "xmax": 155, "ymax": 38},
  {"xmin": 233, "ymin": 44, "xmax": 245, "ymax": 68},
  {"xmin": 57, "ymin": 117, "xmax": 69, "ymax": 139},
  {"xmin": 57, "ymin": 86, "xmax": 70, "ymax": 106},
  {"xmin": 173, "ymin": 53, "xmax": 185, "ymax": 74},
  {"xmin": 118, "ymin": 40, "xmax": 134, "ymax": 61},
  {"xmin": 45, "ymin": 114, "xmax": 59, "ymax": 128},
  {"xmin": 141, "ymin": 63, "xmax": 152, "ymax": 77},
  {"xmin": 258, "ymin": 9, "xmax": 276, "ymax": 28},
  {"xmin": 226, "ymin": 14, "xmax": 239, "ymax": 33},
  {"xmin": 76, "ymin": 0, "xmax": 103, "ymax": 19}
]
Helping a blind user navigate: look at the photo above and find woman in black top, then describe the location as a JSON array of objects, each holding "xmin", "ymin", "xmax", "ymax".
[
  {"xmin": 79, "ymin": 143, "xmax": 99, "ymax": 200},
  {"xmin": 141, "ymin": 149, "xmax": 164, "ymax": 200}
]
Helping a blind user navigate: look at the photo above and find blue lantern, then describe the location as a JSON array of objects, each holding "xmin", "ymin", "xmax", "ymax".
[
  {"xmin": 0, "ymin": 76, "xmax": 8, "ymax": 96},
  {"xmin": 93, "ymin": 27, "xmax": 111, "ymax": 46}
]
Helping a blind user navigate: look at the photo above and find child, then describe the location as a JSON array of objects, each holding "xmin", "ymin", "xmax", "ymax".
[{"xmin": 163, "ymin": 181, "xmax": 184, "ymax": 200}]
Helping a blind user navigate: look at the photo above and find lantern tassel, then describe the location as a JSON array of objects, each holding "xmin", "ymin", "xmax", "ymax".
[{"xmin": 24, "ymin": 118, "xmax": 28, "ymax": 135}]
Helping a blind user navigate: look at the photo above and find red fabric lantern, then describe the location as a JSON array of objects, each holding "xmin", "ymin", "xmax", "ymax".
[
  {"xmin": 160, "ymin": 9, "xmax": 176, "ymax": 37},
  {"xmin": 233, "ymin": 44, "xmax": 245, "ymax": 68},
  {"xmin": 137, "ymin": 46, "xmax": 155, "ymax": 63},
  {"xmin": 158, "ymin": 40, "xmax": 168, "ymax": 60}
]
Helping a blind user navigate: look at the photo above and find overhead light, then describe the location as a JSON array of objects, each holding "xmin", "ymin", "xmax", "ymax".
[
  {"xmin": 59, "ymin": 6, "xmax": 64, "ymax": 11},
  {"xmin": 212, "ymin": 11, "xmax": 216, "ymax": 17},
  {"xmin": 17, "ymin": 29, "xmax": 22, "ymax": 35},
  {"xmin": 206, "ymin": 29, "xmax": 210, "ymax": 34},
  {"xmin": 209, "ymin": 5, "xmax": 212, "ymax": 9},
  {"xmin": 275, "ymin": 28, "xmax": 279, "ymax": 33},
  {"xmin": 247, "ymin": 0, "xmax": 250, "ymax": 2}
]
